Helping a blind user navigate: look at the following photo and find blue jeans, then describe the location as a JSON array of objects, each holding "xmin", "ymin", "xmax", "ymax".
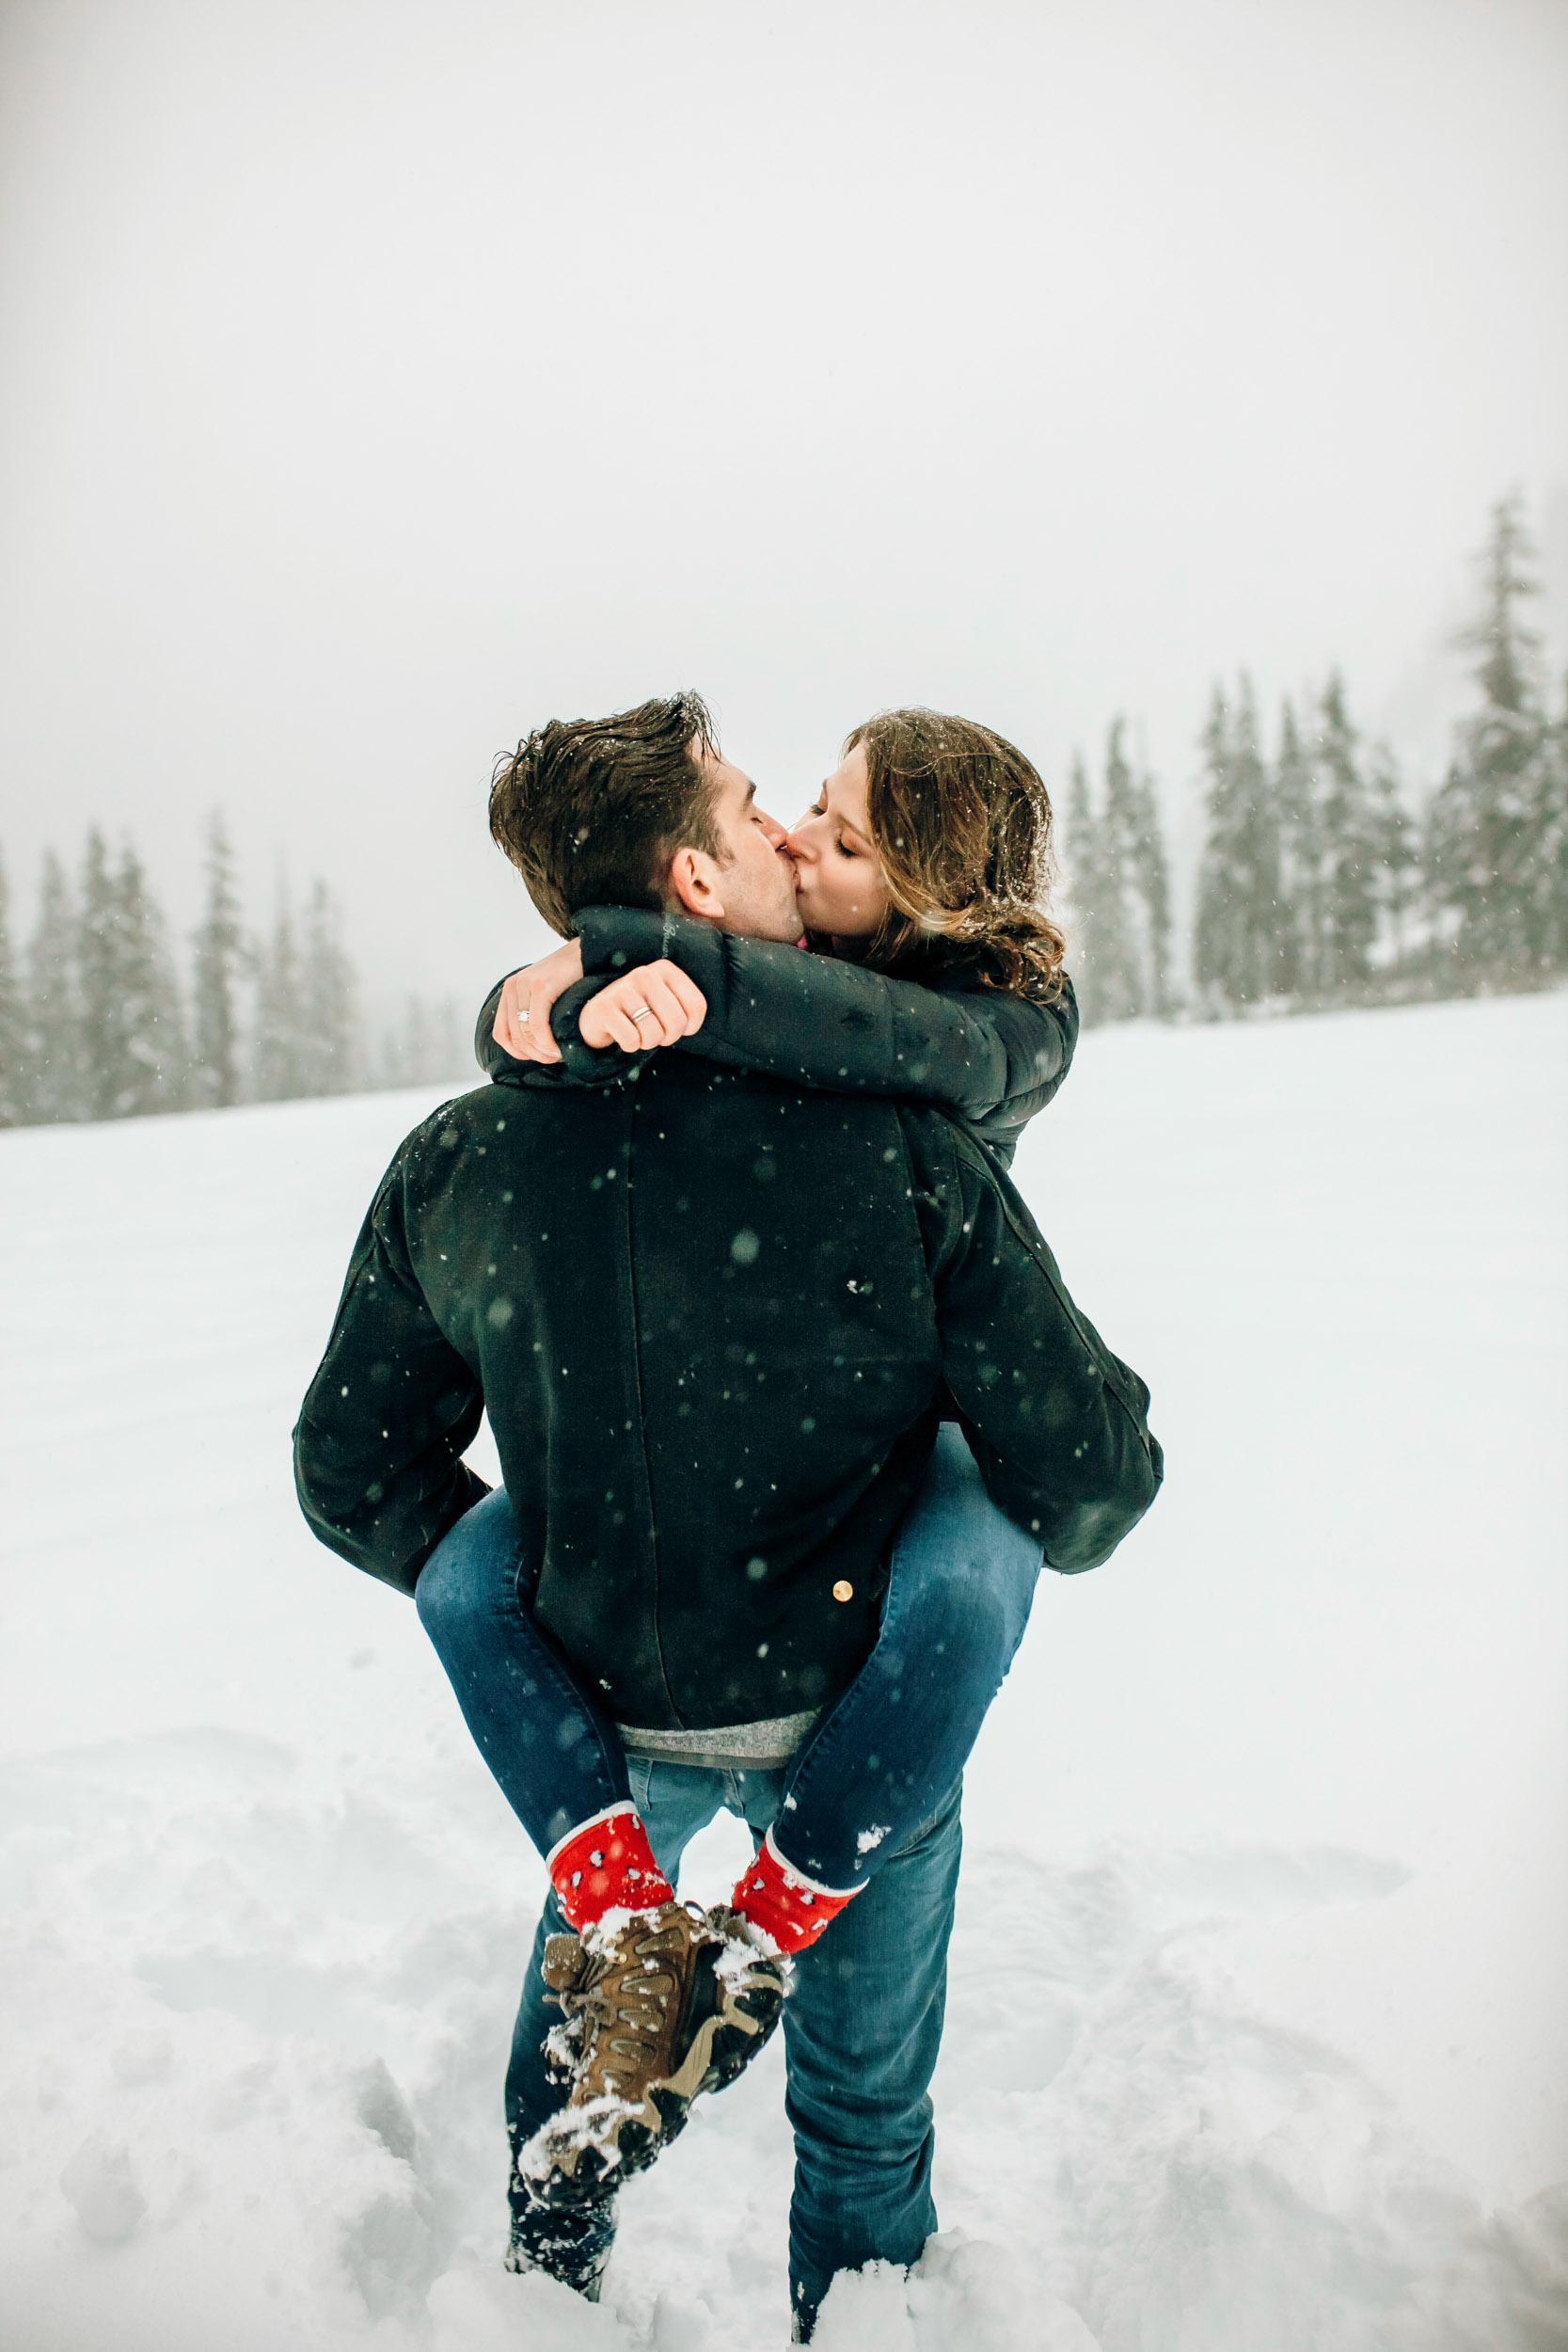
[
  {"xmin": 417, "ymin": 1486, "xmax": 632, "ymax": 1860},
  {"xmin": 781, "ymin": 1427, "xmax": 1040, "ymax": 1883},
  {"xmin": 416, "ymin": 1424, "xmax": 1040, "ymax": 1886},
  {"xmin": 503, "ymin": 1761, "xmax": 964, "ymax": 2335}
]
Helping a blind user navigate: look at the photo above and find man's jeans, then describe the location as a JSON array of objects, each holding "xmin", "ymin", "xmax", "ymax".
[
  {"xmin": 506, "ymin": 1762, "xmax": 964, "ymax": 2336},
  {"xmin": 418, "ymin": 1427, "xmax": 1040, "ymax": 2324}
]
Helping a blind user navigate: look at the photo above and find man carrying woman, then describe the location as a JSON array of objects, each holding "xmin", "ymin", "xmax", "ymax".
[{"xmin": 294, "ymin": 692, "xmax": 1162, "ymax": 2338}]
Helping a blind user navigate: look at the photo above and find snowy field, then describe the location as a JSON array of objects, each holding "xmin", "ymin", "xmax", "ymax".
[{"xmin": 1, "ymin": 991, "xmax": 1564, "ymax": 2351}]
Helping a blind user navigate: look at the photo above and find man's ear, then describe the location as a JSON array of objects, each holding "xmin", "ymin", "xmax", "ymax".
[{"xmin": 667, "ymin": 847, "xmax": 727, "ymax": 925}]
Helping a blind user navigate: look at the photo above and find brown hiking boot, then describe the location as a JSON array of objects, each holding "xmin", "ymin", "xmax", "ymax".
[{"xmin": 517, "ymin": 1900, "xmax": 789, "ymax": 2210}]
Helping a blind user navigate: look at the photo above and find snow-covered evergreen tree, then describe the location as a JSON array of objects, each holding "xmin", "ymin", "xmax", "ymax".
[
  {"xmin": 1275, "ymin": 698, "xmax": 1321, "ymax": 997},
  {"xmin": 377, "ymin": 994, "xmax": 465, "ymax": 1087},
  {"xmin": 252, "ymin": 885, "xmax": 307, "ymax": 1102},
  {"xmin": 1310, "ymin": 673, "xmax": 1379, "ymax": 995},
  {"xmin": 74, "ymin": 833, "xmax": 186, "ymax": 1120},
  {"xmin": 1063, "ymin": 754, "xmax": 1098, "ymax": 1017},
  {"xmin": 1368, "ymin": 741, "xmax": 1418, "ymax": 981},
  {"xmin": 1063, "ymin": 752, "xmax": 1123, "ymax": 1025},
  {"xmin": 1428, "ymin": 494, "xmax": 1560, "ymax": 982},
  {"xmin": 298, "ymin": 880, "xmax": 357, "ymax": 1097},
  {"xmin": 252, "ymin": 877, "xmax": 360, "ymax": 1100},
  {"xmin": 1062, "ymin": 726, "xmax": 1175, "ymax": 1025},
  {"xmin": 4, "ymin": 830, "xmax": 464, "ymax": 1120},
  {"xmin": 1064, "ymin": 751, "xmax": 1097, "ymax": 925},
  {"xmin": 386, "ymin": 995, "xmax": 434, "ymax": 1087},
  {"xmin": 1194, "ymin": 676, "xmax": 1283, "ymax": 1009},
  {"xmin": 0, "ymin": 853, "xmax": 23, "ymax": 1126},
  {"xmin": 190, "ymin": 812, "xmax": 244, "ymax": 1108},
  {"xmin": 1528, "ymin": 676, "xmax": 1568, "ymax": 971},
  {"xmin": 23, "ymin": 851, "xmax": 82, "ymax": 1121},
  {"xmin": 1127, "ymin": 748, "xmax": 1174, "ymax": 1016},
  {"xmin": 77, "ymin": 828, "xmax": 129, "ymax": 1121},
  {"xmin": 1091, "ymin": 726, "xmax": 1145, "ymax": 1023},
  {"xmin": 113, "ymin": 842, "xmax": 187, "ymax": 1116}
]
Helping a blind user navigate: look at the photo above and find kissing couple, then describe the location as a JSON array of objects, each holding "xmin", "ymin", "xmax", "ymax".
[{"xmin": 295, "ymin": 692, "xmax": 1162, "ymax": 2339}]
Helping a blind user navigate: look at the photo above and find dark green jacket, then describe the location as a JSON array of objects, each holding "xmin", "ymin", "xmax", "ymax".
[
  {"xmin": 293, "ymin": 1056, "xmax": 1161, "ymax": 1731},
  {"xmin": 475, "ymin": 908, "xmax": 1078, "ymax": 1167}
]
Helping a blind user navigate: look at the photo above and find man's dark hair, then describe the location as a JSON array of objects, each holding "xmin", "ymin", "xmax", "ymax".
[{"xmin": 488, "ymin": 692, "xmax": 722, "ymax": 936}]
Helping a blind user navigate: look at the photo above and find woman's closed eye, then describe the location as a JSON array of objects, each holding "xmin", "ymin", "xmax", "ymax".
[{"xmin": 799, "ymin": 798, "xmax": 863, "ymax": 858}]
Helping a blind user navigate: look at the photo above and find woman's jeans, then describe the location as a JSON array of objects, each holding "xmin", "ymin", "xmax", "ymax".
[{"xmin": 415, "ymin": 1422, "xmax": 1042, "ymax": 1886}]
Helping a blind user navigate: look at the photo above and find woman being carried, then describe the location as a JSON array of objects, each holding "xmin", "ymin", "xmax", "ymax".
[{"xmin": 420, "ymin": 707, "xmax": 1079, "ymax": 2205}]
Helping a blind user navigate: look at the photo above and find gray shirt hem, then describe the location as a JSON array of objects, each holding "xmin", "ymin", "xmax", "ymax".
[{"xmin": 614, "ymin": 1708, "xmax": 821, "ymax": 1774}]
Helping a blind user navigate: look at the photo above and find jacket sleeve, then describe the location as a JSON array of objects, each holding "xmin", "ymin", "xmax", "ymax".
[
  {"xmin": 475, "ymin": 979, "xmax": 508, "ymax": 1073},
  {"xmin": 903, "ymin": 1109, "xmax": 1163, "ymax": 1572},
  {"xmin": 293, "ymin": 1145, "xmax": 489, "ymax": 1596},
  {"xmin": 474, "ymin": 908, "xmax": 1078, "ymax": 1155},
  {"xmin": 472, "ymin": 972, "xmax": 652, "ymax": 1089}
]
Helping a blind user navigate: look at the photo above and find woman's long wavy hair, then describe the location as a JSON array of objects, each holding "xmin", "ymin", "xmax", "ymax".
[{"xmin": 843, "ymin": 708, "xmax": 1069, "ymax": 1001}]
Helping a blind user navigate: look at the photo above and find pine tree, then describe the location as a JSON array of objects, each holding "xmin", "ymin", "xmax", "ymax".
[
  {"xmin": 1312, "ymin": 673, "xmax": 1379, "ymax": 996},
  {"xmin": 1123, "ymin": 731, "xmax": 1174, "ymax": 1016},
  {"xmin": 1063, "ymin": 755, "xmax": 1095, "ymax": 1017},
  {"xmin": 1063, "ymin": 752, "xmax": 1126, "ymax": 1026},
  {"xmin": 191, "ymin": 812, "xmax": 244, "ymax": 1108},
  {"xmin": 1094, "ymin": 723, "xmax": 1146, "ymax": 1022},
  {"xmin": 113, "ymin": 841, "xmax": 186, "ymax": 1116},
  {"xmin": 1275, "ymin": 698, "xmax": 1321, "ymax": 997},
  {"xmin": 0, "ymin": 853, "xmax": 24, "ymax": 1126},
  {"xmin": 431, "ymin": 998, "xmax": 463, "ymax": 1083},
  {"xmin": 1528, "ymin": 675, "xmax": 1568, "ymax": 970},
  {"xmin": 1367, "ymin": 742, "xmax": 1418, "ymax": 981},
  {"xmin": 1428, "ymin": 494, "xmax": 1554, "ymax": 981},
  {"xmin": 1074, "ymin": 720, "xmax": 1176, "ymax": 1023},
  {"xmin": 78, "ymin": 827, "xmax": 130, "ymax": 1120},
  {"xmin": 377, "ymin": 993, "xmax": 463, "ymax": 1088},
  {"xmin": 72, "ymin": 833, "xmax": 186, "ymax": 1120},
  {"xmin": 1065, "ymin": 753, "xmax": 1096, "ymax": 911},
  {"xmin": 253, "ymin": 883, "xmax": 306, "ymax": 1102},
  {"xmin": 1194, "ymin": 676, "xmax": 1283, "ymax": 1009},
  {"xmin": 390, "ymin": 996, "xmax": 429, "ymax": 1088},
  {"xmin": 24, "ymin": 850, "xmax": 82, "ymax": 1122},
  {"xmin": 298, "ymin": 880, "xmax": 357, "ymax": 1096}
]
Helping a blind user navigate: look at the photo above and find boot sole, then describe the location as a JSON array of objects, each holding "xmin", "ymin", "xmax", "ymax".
[{"xmin": 529, "ymin": 1963, "xmax": 785, "ymax": 2210}]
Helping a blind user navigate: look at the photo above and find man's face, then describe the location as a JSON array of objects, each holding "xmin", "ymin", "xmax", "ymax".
[{"xmin": 682, "ymin": 748, "xmax": 802, "ymax": 942}]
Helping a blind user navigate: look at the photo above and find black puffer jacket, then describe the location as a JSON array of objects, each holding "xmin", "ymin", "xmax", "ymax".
[
  {"xmin": 293, "ymin": 1056, "xmax": 1161, "ymax": 1731},
  {"xmin": 476, "ymin": 908, "xmax": 1078, "ymax": 1167}
]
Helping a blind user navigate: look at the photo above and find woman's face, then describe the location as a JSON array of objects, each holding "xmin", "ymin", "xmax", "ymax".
[{"xmin": 785, "ymin": 743, "xmax": 892, "ymax": 940}]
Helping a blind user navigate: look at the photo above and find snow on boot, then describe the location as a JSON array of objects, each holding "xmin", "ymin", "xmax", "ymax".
[
  {"xmin": 517, "ymin": 1900, "xmax": 789, "ymax": 2209},
  {"xmin": 505, "ymin": 2209, "xmax": 613, "ymax": 2302}
]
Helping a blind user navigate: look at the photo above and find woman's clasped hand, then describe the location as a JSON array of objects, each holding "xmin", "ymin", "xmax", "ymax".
[{"xmin": 492, "ymin": 941, "xmax": 708, "ymax": 1064}]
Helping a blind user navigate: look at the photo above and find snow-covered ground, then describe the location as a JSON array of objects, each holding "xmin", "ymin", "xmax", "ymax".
[{"xmin": 1, "ymin": 992, "xmax": 1564, "ymax": 2351}]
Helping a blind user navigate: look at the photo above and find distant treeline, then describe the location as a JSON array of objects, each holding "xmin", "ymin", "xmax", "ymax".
[
  {"xmin": 1067, "ymin": 493, "xmax": 1568, "ymax": 1024},
  {"xmin": 3, "ymin": 497, "xmax": 1563, "ymax": 1126},
  {"xmin": 0, "ymin": 821, "xmax": 467, "ymax": 1127}
]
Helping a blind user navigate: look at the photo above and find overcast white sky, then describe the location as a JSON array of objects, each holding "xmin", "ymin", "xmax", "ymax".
[{"xmin": 1, "ymin": 0, "xmax": 1565, "ymax": 1009}]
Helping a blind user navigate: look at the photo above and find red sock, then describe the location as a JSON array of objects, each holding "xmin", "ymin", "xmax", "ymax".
[
  {"xmin": 730, "ymin": 1828, "xmax": 862, "ymax": 1954},
  {"xmin": 546, "ymin": 1803, "xmax": 676, "ymax": 1932}
]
